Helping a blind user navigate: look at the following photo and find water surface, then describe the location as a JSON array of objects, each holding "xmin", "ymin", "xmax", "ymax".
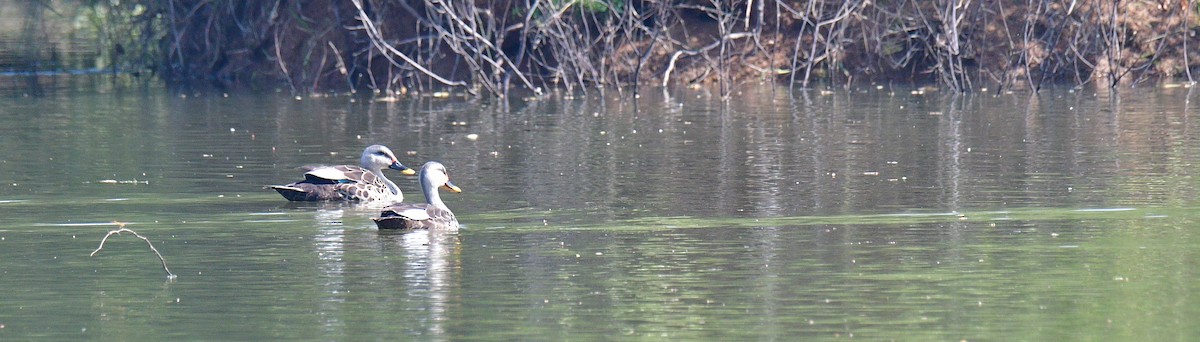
[{"xmin": 0, "ymin": 81, "xmax": 1198, "ymax": 340}]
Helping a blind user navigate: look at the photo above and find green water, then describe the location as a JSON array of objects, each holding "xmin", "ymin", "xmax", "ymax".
[{"xmin": 0, "ymin": 79, "xmax": 1198, "ymax": 340}]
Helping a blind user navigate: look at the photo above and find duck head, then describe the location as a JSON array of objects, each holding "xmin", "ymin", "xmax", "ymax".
[
  {"xmin": 361, "ymin": 144, "xmax": 416, "ymax": 175},
  {"xmin": 421, "ymin": 161, "xmax": 462, "ymax": 193}
]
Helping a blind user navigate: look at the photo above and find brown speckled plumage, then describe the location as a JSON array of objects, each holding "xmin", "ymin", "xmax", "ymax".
[{"xmin": 271, "ymin": 145, "xmax": 415, "ymax": 203}]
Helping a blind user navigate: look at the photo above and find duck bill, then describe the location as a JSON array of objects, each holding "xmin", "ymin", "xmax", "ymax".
[
  {"xmin": 441, "ymin": 181, "xmax": 463, "ymax": 193},
  {"xmin": 389, "ymin": 161, "xmax": 417, "ymax": 175}
]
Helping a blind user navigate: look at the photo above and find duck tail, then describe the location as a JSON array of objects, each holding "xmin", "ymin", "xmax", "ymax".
[{"xmin": 270, "ymin": 185, "xmax": 313, "ymax": 201}]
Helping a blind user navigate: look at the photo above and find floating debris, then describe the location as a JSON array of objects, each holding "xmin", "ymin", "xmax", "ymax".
[
  {"xmin": 90, "ymin": 222, "xmax": 176, "ymax": 279},
  {"xmin": 96, "ymin": 179, "xmax": 150, "ymax": 185},
  {"xmin": 466, "ymin": 133, "xmax": 479, "ymax": 141}
]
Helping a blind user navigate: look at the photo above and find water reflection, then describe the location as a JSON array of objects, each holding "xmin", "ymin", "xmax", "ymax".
[
  {"xmin": 375, "ymin": 230, "xmax": 460, "ymax": 340},
  {"xmin": 312, "ymin": 207, "xmax": 349, "ymax": 335}
]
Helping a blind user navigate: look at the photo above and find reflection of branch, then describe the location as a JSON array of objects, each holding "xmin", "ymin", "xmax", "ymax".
[{"xmin": 91, "ymin": 221, "xmax": 177, "ymax": 279}]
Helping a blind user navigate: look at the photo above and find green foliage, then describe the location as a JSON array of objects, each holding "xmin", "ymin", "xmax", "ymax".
[
  {"xmin": 517, "ymin": 0, "xmax": 624, "ymax": 21},
  {"xmin": 577, "ymin": 0, "xmax": 622, "ymax": 14}
]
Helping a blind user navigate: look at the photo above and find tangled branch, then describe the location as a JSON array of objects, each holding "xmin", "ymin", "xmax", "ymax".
[{"xmin": 127, "ymin": 0, "xmax": 1198, "ymax": 95}]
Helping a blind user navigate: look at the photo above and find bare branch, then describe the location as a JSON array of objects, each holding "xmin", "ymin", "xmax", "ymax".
[
  {"xmin": 91, "ymin": 221, "xmax": 177, "ymax": 279},
  {"xmin": 349, "ymin": 0, "xmax": 469, "ymax": 90}
]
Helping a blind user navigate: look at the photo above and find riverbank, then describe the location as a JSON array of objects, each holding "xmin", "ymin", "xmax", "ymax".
[{"xmin": 7, "ymin": 1, "xmax": 1200, "ymax": 96}]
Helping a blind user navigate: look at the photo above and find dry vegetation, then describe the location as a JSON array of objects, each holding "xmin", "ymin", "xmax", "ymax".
[{"xmin": 103, "ymin": 0, "xmax": 1199, "ymax": 96}]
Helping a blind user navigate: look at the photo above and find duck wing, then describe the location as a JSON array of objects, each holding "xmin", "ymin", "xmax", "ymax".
[
  {"xmin": 378, "ymin": 203, "xmax": 431, "ymax": 220},
  {"xmin": 301, "ymin": 165, "xmax": 374, "ymax": 184}
]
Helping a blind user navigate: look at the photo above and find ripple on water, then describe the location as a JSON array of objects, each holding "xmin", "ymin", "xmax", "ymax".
[{"xmin": 33, "ymin": 222, "xmax": 128, "ymax": 227}]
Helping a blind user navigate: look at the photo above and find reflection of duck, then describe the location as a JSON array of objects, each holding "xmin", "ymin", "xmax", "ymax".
[
  {"xmin": 271, "ymin": 145, "xmax": 416, "ymax": 202},
  {"xmin": 374, "ymin": 229, "xmax": 461, "ymax": 338},
  {"xmin": 373, "ymin": 161, "xmax": 462, "ymax": 230}
]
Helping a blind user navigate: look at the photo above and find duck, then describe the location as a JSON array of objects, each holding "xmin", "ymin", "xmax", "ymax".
[
  {"xmin": 373, "ymin": 161, "xmax": 462, "ymax": 230},
  {"xmin": 270, "ymin": 145, "xmax": 416, "ymax": 202}
]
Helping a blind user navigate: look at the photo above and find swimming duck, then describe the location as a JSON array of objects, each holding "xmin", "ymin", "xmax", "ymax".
[
  {"xmin": 270, "ymin": 145, "xmax": 416, "ymax": 202},
  {"xmin": 373, "ymin": 161, "xmax": 462, "ymax": 230}
]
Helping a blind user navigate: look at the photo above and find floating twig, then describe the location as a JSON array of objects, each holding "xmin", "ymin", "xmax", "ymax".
[{"xmin": 91, "ymin": 221, "xmax": 177, "ymax": 279}]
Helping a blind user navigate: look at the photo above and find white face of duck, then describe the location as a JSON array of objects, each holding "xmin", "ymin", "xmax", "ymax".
[
  {"xmin": 422, "ymin": 162, "xmax": 462, "ymax": 193},
  {"xmin": 362, "ymin": 145, "xmax": 415, "ymax": 175}
]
